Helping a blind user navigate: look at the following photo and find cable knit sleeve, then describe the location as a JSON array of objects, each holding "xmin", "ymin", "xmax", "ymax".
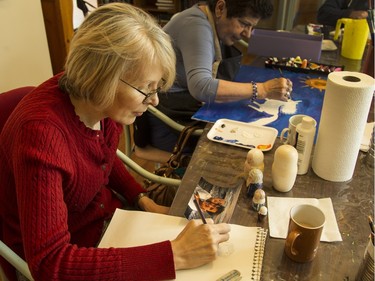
[
  {"xmin": 109, "ymin": 156, "xmax": 147, "ymax": 205},
  {"xmin": 0, "ymin": 89, "xmax": 175, "ymax": 280},
  {"xmin": 105, "ymin": 120, "xmax": 147, "ymax": 205}
]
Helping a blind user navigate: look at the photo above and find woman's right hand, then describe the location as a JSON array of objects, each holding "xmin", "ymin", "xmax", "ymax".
[
  {"xmin": 171, "ymin": 219, "xmax": 231, "ymax": 270},
  {"xmin": 257, "ymin": 77, "xmax": 292, "ymax": 101}
]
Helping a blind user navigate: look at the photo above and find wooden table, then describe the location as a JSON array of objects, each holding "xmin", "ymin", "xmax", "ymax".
[
  {"xmin": 169, "ymin": 36, "xmax": 374, "ymax": 280},
  {"xmin": 169, "ymin": 123, "xmax": 374, "ymax": 281}
]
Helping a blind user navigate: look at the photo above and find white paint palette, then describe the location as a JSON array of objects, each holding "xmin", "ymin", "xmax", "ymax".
[{"xmin": 207, "ymin": 119, "xmax": 278, "ymax": 151}]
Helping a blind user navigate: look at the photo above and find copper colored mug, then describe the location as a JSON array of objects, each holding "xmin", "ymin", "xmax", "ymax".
[{"xmin": 285, "ymin": 204, "xmax": 325, "ymax": 262}]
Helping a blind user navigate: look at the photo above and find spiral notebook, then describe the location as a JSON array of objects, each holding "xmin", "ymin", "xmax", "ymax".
[{"xmin": 98, "ymin": 209, "xmax": 267, "ymax": 281}]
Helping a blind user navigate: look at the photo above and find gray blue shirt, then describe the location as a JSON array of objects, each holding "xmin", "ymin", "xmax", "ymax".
[{"xmin": 163, "ymin": 5, "xmax": 219, "ymax": 103}]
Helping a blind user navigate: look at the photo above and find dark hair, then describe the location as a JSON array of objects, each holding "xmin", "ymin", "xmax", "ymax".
[{"xmin": 207, "ymin": 0, "xmax": 273, "ymax": 19}]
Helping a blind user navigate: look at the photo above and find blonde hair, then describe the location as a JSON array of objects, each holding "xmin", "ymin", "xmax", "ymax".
[{"xmin": 59, "ymin": 3, "xmax": 176, "ymax": 109}]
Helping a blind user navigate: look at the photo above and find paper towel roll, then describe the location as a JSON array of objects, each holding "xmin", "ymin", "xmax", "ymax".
[{"xmin": 312, "ymin": 71, "xmax": 375, "ymax": 182}]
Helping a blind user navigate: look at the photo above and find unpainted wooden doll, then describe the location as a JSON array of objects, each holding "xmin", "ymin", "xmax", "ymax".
[
  {"xmin": 252, "ymin": 189, "xmax": 266, "ymax": 211},
  {"xmin": 258, "ymin": 205, "xmax": 268, "ymax": 222},
  {"xmin": 244, "ymin": 148, "xmax": 264, "ymax": 175},
  {"xmin": 246, "ymin": 168, "xmax": 263, "ymax": 198}
]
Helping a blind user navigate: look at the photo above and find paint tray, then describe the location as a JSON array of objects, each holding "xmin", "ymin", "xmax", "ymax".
[
  {"xmin": 264, "ymin": 57, "xmax": 344, "ymax": 74},
  {"xmin": 207, "ymin": 119, "xmax": 278, "ymax": 151}
]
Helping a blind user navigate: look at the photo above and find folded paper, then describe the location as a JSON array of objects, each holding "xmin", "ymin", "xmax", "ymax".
[{"xmin": 267, "ymin": 197, "xmax": 342, "ymax": 242}]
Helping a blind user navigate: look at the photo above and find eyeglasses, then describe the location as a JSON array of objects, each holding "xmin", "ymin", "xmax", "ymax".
[
  {"xmin": 119, "ymin": 78, "xmax": 166, "ymax": 104},
  {"xmin": 237, "ymin": 18, "xmax": 254, "ymax": 32}
]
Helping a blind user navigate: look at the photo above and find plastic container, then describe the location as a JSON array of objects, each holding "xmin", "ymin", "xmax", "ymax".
[
  {"xmin": 334, "ymin": 18, "xmax": 369, "ymax": 60},
  {"xmin": 295, "ymin": 116, "xmax": 316, "ymax": 175}
]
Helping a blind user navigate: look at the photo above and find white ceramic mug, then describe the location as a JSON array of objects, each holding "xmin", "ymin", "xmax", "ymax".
[{"xmin": 280, "ymin": 115, "xmax": 316, "ymax": 147}]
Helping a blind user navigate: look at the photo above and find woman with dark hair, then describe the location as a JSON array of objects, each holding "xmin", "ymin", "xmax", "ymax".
[{"xmin": 134, "ymin": 0, "xmax": 293, "ymax": 162}]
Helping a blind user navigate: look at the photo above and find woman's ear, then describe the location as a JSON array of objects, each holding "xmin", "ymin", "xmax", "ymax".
[{"xmin": 215, "ymin": 0, "xmax": 226, "ymax": 18}]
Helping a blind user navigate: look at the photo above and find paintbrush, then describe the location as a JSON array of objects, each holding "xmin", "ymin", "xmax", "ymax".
[{"xmin": 368, "ymin": 215, "xmax": 374, "ymax": 245}]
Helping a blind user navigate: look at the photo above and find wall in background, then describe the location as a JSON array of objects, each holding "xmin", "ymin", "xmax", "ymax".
[{"xmin": 0, "ymin": 0, "xmax": 53, "ymax": 92}]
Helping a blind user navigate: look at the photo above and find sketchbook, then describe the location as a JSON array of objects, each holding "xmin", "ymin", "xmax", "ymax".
[{"xmin": 98, "ymin": 209, "xmax": 268, "ymax": 281}]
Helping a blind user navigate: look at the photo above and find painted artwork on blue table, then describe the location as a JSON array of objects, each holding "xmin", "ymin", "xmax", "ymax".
[{"xmin": 192, "ymin": 65, "xmax": 328, "ymax": 136}]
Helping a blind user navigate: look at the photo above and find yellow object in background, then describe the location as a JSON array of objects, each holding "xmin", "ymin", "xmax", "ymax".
[{"xmin": 334, "ymin": 18, "xmax": 369, "ymax": 60}]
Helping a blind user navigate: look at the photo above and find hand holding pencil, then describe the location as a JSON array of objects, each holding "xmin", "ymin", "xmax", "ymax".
[{"xmin": 170, "ymin": 195, "xmax": 231, "ymax": 270}]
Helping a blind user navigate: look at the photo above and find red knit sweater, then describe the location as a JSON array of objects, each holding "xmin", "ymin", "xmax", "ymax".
[{"xmin": 0, "ymin": 75, "xmax": 175, "ymax": 281}]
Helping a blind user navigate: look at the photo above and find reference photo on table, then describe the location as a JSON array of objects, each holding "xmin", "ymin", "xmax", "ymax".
[{"xmin": 184, "ymin": 177, "xmax": 242, "ymax": 223}]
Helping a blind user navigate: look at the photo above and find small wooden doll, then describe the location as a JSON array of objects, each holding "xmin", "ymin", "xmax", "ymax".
[
  {"xmin": 244, "ymin": 148, "xmax": 264, "ymax": 174},
  {"xmin": 246, "ymin": 168, "xmax": 263, "ymax": 198},
  {"xmin": 258, "ymin": 205, "xmax": 268, "ymax": 222},
  {"xmin": 252, "ymin": 189, "xmax": 266, "ymax": 211}
]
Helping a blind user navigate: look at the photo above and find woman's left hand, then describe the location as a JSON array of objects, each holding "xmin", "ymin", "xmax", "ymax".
[{"xmin": 138, "ymin": 195, "xmax": 170, "ymax": 214}]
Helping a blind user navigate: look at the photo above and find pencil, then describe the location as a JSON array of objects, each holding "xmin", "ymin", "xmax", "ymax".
[
  {"xmin": 193, "ymin": 192, "xmax": 207, "ymax": 224},
  {"xmin": 368, "ymin": 215, "xmax": 374, "ymax": 233}
]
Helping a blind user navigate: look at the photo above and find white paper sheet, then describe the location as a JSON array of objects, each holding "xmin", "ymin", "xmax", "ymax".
[
  {"xmin": 267, "ymin": 197, "xmax": 342, "ymax": 242},
  {"xmin": 98, "ymin": 209, "xmax": 267, "ymax": 280}
]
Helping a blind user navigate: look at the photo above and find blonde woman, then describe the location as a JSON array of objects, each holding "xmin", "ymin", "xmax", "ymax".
[{"xmin": 0, "ymin": 3, "xmax": 230, "ymax": 281}]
